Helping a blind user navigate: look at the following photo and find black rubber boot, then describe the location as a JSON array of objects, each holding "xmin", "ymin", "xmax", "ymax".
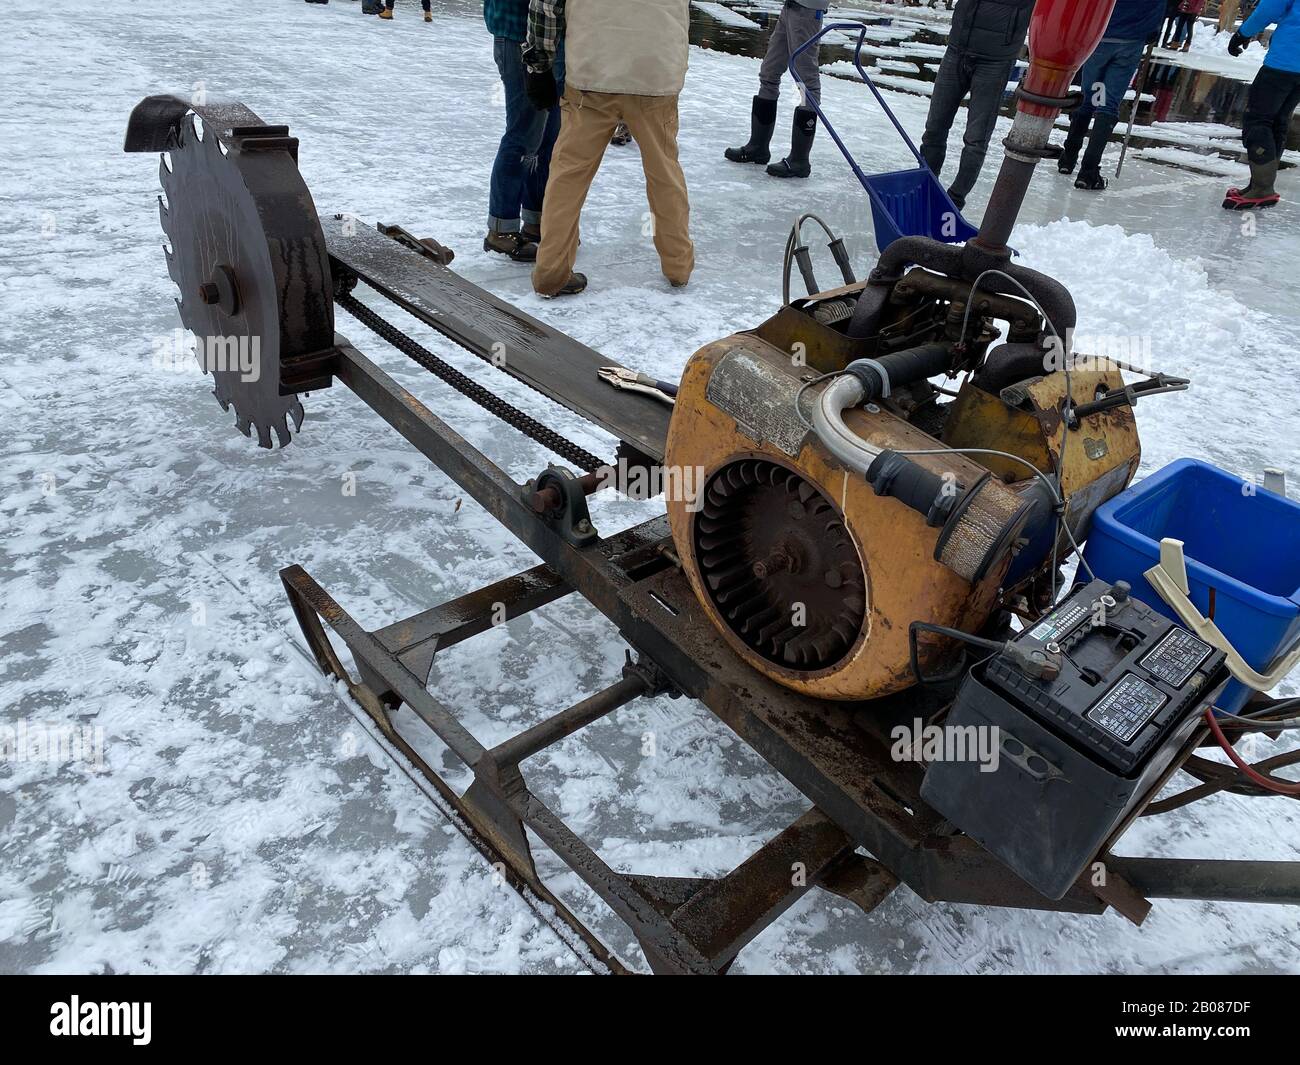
[
  {"xmin": 1075, "ymin": 113, "xmax": 1117, "ymax": 190},
  {"xmin": 767, "ymin": 106, "xmax": 817, "ymax": 179},
  {"xmin": 1057, "ymin": 110, "xmax": 1090, "ymax": 174},
  {"xmin": 725, "ymin": 96, "xmax": 778, "ymax": 164}
]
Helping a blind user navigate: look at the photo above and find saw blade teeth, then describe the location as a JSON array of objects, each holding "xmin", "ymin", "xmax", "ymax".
[
  {"xmin": 235, "ymin": 414, "xmax": 252, "ymax": 438},
  {"xmin": 289, "ymin": 401, "xmax": 304, "ymax": 432},
  {"xmin": 254, "ymin": 420, "xmax": 273, "ymax": 449},
  {"xmin": 164, "ymin": 245, "xmax": 180, "ymax": 285},
  {"xmin": 272, "ymin": 414, "xmax": 292, "ymax": 448}
]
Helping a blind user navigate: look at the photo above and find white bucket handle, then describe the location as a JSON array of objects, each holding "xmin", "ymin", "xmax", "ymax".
[{"xmin": 1144, "ymin": 537, "xmax": 1300, "ymax": 692}]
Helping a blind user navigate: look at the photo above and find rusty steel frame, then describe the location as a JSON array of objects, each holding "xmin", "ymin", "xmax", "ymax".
[
  {"xmin": 123, "ymin": 94, "xmax": 1300, "ymax": 973},
  {"xmin": 275, "ymin": 334, "xmax": 1300, "ymax": 974}
]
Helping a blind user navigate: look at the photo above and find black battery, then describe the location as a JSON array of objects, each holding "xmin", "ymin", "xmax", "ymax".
[{"xmin": 919, "ymin": 579, "xmax": 1228, "ymax": 900}]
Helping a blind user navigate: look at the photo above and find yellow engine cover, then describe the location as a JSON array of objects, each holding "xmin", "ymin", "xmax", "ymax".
[{"xmin": 665, "ymin": 334, "xmax": 1011, "ymax": 701}]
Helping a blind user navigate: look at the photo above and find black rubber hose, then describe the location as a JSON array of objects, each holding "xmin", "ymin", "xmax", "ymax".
[
  {"xmin": 971, "ymin": 342, "xmax": 1047, "ymax": 394},
  {"xmin": 865, "ymin": 450, "xmax": 955, "ymax": 527},
  {"xmin": 844, "ymin": 342, "xmax": 953, "ymax": 403}
]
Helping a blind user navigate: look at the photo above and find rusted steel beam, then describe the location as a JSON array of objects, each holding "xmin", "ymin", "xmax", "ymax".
[
  {"xmin": 492, "ymin": 675, "xmax": 647, "ymax": 768},
  {"xmin": 372, "ymin": 563, "xmax": 570, "ymax": 683},
  {"xmin": 668, "ymin": 808, "xmax": 857, "ymax": 967},
  {"xmin": 281, "ymin": 564, "xmax": 488, "ymax": 768},
  {"xmin": 1105, "ymin": 858, "xmax": 1300, "ymax": 907}
]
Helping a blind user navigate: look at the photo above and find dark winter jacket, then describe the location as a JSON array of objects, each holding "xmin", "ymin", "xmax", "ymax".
[
  {"xmin": 1100, "ymin": 0, "xmax": 1167, "ymax": 42},
  {"xmin": 948, "ymin": 0, "xmax": 1034, "ymax": 60},
  {"xmin": 484, "ymin": 0, "xmax": 529, "ymax": 42}
]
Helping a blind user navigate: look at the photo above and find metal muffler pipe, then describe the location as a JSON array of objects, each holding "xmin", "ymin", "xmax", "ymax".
[{"xmin": 811, "ymin": 347, "xmax": 1033, "ymax": 584}]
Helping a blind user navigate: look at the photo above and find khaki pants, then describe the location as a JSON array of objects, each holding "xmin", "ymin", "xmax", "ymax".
[{"xmin": 532, "ymin": 88, "xmax": 695, "ymax": 294}]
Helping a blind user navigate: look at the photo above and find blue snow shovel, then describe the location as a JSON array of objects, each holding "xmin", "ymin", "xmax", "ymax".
[{"xmin": 788, "ymin": 22, "xmax": 978, "ymax": 251}]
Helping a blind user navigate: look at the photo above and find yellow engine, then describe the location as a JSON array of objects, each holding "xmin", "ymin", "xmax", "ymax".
[{"xmin": 664, "ymin": 280, "xmax": 1141, "ymax": 701}]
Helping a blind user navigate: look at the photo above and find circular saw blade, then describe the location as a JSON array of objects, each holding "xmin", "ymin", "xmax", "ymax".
[{"xmin": 157, "ymin": 110, "xmax": 332, "ymax": 447}]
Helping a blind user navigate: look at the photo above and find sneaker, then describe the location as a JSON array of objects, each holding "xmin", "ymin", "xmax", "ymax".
[
  {"xmin": 483, "ymin": 231, "xmax": 538, "ymax": 262},
  {"xmin": 539, "ymin": 272, "xmax": 588, "ymax": 298}
]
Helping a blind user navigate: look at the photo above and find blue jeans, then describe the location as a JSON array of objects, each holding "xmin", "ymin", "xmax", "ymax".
[
  {"xmin": 489, "ymin": 37, "xmax": 563, "ymax": 233},
  {"xmin": 1075, "ymin": 38, "xmax": 1145, "ymax": 120},
  {"xmin": 920, "ymin": 47, "xmax": 1016, "ymax": 205}
]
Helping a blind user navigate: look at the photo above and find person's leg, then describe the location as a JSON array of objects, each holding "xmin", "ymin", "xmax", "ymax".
[
  {"xmin": 920, "ymin": 48, "xmax": 973, "ymax": 178},
  {"xmin": 522, "ymin": 103, "xmax": 562, "ymax": 240},
  {"xmin": 757, "ymin": 5, "xmax": 793, "ymax": 104},
  {"xmin": 532, "ymin": 90, "xmax": 618, "ymax": 295},
  {"xmin": 1230, "ymin": 66, "xmax": 1292, "ymax": 202},
  {"xmin": 1219, "ymin": 0, "xmax": 1240, "ymax": 33},
  {"xmin": 789, "ymin": 5, "xmax": 823, "ymax": 108},
  {"xmin": 1059, "ymin": 43, "xmax": 1108, "ymax": 172},
  {"xmin": 1077, "ymin": 41, "xmax": 1142, "ymax": 188},
  {"xmin": 766, "ymin": 3, "xmax": 824, "ymax": 176},
  {"xmin": 488, "ymin": 38, "xmax": 550, "ymax": 253},
  {"xmin": 726, "ymin": 6, "xmax": 789, "ymax": 163},
  {"xmin": 521, "ymin": 45, "xmax": 564, "ymax": 240},
  {"xmin": 622, "ymin": 93, "xmax": 695, "ymax": 286},
  {"xmin": 1270, "ymin": 73, "xmax": 1300, "ymax": 162},
  {"xmin": 947, "ymin": 55, "xmax": 1012, "ymax": 207}
]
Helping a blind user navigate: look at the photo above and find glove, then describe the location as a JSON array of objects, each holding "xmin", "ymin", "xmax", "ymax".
[
  {"xmin": 525, "ymin": 68, "xmax": 559, "ymax": 111},
  {"xmin": 1228, "ymin": 31, "xmax": 1250, "ymax": 56}
]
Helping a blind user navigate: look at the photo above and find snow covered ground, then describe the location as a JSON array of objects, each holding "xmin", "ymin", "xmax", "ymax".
[{"xmin": 1, "ymin": 0, "xmax": 1299, "ymax": 975}]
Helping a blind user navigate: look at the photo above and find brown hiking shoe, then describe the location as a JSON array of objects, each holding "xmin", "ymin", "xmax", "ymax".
[
  {"xmin": 483, "ymin": 231, "xmax": 538, "ymax": 262},
  {"xmin": 520, "ymin": 223, "xmax": 542, "ymax": 244},
  {"xmin": 538, "ymin": 272, "xmax": 588, "ymax": 298}
]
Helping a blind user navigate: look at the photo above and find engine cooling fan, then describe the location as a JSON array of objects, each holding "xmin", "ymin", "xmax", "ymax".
[{"xmin": 692, "ymin": 459, "xmax": 866, "ymax": 671}]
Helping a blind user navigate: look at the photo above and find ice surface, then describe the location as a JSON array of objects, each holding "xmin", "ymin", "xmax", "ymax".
[
  {"xmin": 693, "ymin": 1, "xmax": 762, "ymax": 31},
  {"xmin": 1, "ymin": 0, "xmax": 1298, "ymax": 975}
]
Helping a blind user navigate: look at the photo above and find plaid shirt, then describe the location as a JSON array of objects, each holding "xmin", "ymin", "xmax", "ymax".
[
  {"xmin": 483, "ymin": 0, "xmax": 529, "ymax": 43},
  {"xmin": 524, "ymin": 0, "xmax": 565, "ymax": 72}
]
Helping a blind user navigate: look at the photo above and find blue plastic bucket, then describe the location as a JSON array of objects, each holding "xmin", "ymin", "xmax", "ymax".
[{"xmin": 1082, "ymin": 458, "xmax": 1300, "ymax": 713}]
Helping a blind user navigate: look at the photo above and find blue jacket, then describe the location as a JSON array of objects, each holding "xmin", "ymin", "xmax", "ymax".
[
  {"xmin": 1101, "ymin": 0, "xmax": 1166, "ymax": 42},
  {"xmin": 1242, "ymin": 0, "xmax": 1300, "ymax": 73}
]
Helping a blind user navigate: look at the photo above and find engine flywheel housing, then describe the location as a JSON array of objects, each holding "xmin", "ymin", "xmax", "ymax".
[{"xmin": 692, "ymin": 459, "xmax": 866, "ymax": 672}]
